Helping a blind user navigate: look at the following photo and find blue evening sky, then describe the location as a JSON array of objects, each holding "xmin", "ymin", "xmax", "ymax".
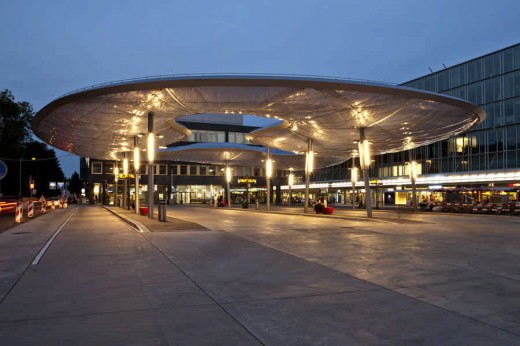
[{"xmin": 1, "ymin": 0, "xmax": 519, "ymax": 177}]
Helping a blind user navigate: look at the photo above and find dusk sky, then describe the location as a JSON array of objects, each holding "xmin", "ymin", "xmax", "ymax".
[{"xmin": 2, "ymin": 0, "xmax": 520, "ymax": 177}]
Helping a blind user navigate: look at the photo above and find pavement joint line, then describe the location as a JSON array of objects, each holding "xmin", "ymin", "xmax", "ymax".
[
  {"xmin": 212, "ymin": 226, "xmax": 520, "ymax": 338},
  {"xmin": 103, "ymin": 206, "xmax": 149, "ymax": 233},
  {"xmin": 0, "ymin": 302, "xmax": 219, "ymax": 324},
  {"xmin": 31, "ymin": 207, "xmax": 79, "ymax": 265},
  {"xmin": 140, "ymin": 233, "xmax": 266, "ymax": 345}
]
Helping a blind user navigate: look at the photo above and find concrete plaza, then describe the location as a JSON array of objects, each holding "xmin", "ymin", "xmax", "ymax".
[{"xmin": 0, "ymin": 204, "xmax": 519, "ymax": 345}]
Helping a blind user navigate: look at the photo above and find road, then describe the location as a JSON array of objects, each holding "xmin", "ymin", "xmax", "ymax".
[{"xmin": 0, "ymin": 205, "xmax": 519, "ymax": 345}]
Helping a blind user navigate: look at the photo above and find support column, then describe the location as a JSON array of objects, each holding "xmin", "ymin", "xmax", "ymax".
[
  {"xmin": 304, "ymin": 139, "xmax": 313, "ymax": 214},
  {"xmin": 351, "ymin": 158, "xmax": 357, "ymax": 209},
  {"xmin": 134, "ymin": 136, "xmax": 140, "ymax": 214},
  {"xmin": 359, "ymin": 128, "xmax": 373, "ymax": 218},
  {"xmin": 409, "ymin": 150, "xmax": 418, "ymax": 212},
  {"xmin": 147, "ymin": 111, "xmax": 154, "ymax": 219},
  {"xmin": 266, "ymin": 147, "xmax": 271, "ymax": 211},
  {"xmin": 226, "ymin": 161, "xmax": 231, "ymax": 208}
]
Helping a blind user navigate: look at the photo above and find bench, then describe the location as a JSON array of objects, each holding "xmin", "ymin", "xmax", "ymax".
[{"xmin": 139, "ymin": 207, "xmax": 148, "ymax": 215}]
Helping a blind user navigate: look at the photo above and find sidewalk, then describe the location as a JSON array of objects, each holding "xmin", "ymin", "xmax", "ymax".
[{"xmin": 104, "ymin": 206, "xmax": 209, "ymax": 232}]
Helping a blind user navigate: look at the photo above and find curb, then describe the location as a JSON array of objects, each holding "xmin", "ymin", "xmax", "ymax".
[{"xmin": 103, "ymin": 207, "xmax": 150, "ymax": 233}]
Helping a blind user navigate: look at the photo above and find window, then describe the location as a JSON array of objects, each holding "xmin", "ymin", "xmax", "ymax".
[
  {"xmin": 484, "ymin": 53, "xmax": 501, "ymax": 78},
  {"xmin": 450, "ymin": 65, "xmax": 465, "ymax": 88},
  {"xmin": 157, "ymin": 164, "xmax": 167, "ymax": 175},
  {"xmin": 199, "ymin": 166, "xmax": 207, "ymax": 175},
  {"xmin": 180, "ymin": 165, "xmax": 188, "ymax": 175},
  {"xmin": 467, "ymin": 59, "xmax": 482, "ymax": 83},
  {"xmin": 104, "ymin": 162, "xmax": 114, "ymax": 174},
  {"xmin": 171, "ymin": 165, "xmax": 178, "ymax": 175},
  {"xmin": 189, "ymin": 165, "xmax": 196, "ymax": 175},
  {"xmin": 92, "ymin": 162, "xmax": 102, "ymax": 174}
]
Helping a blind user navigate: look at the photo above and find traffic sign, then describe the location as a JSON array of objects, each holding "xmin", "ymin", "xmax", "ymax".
[{"xmin": 0, "ymin": 160, "xmax": 7, "ymax": 180}]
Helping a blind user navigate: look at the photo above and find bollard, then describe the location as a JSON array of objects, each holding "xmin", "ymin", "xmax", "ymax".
[
  {"xmin": 255, "ymin": 200, "xmax": 259, "ymax": 210},
  {"xmin": 15, "ymin": 202, "xmax": 23, "ymax": 223},
  {"xmin": 28, "ymin": 202, "xmax": 34, "ymax": 218},
  {"xmin": 40, "ymin": 201, "xmax": 46, "ymax": 214},
  {"xmin": 158, "ymin": 201, "xmax": 166, "ymax": 222}
]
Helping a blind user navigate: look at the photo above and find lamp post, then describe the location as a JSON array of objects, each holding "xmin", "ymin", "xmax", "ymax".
[
  {"xmin": 358, "ymin": 128, "xmax": 372, "ymax": 218},
  {"xmin": 351, "ymin": 162, "xmax": 358, "ymax": 209},
  {"xmin": 123, "ymin": 155, "xmax": 129, "ymax": 210},
  {"xmin": 114, "ymin": 166, "xmax": 119, "ymax": 207},
  {"xmin": 147, "ymin": 111, "xmax": 155, "ymax": 218},
  {"xmin": 288, "ymin": 170, "xmax": 294, "ymax": 207},
  {"xmin": 304, "ymin": 139, "xmax": 313, "ymax": 213},
  {"xmin": 225, "ymin": 161, "xmax": 232, "ymax": 208},
  {"xmin": 266, "ymin": 147, "xmax": 272, "ymax": 211},
  {"xmin": 134, "ymin": 136, "xmax": 140, "ymax": 214},
  {"xmin": 19, "ymin": 158, "xmax": 22, "ymax": 199},
  {"xmin": 409, "ymin": 153, "xmax": 418, "ymax": 211}
]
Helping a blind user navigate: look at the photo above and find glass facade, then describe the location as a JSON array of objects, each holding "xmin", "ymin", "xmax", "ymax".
[{"xmin": 375, "ymin": 43, "xmax": 520, "ymax": 178}]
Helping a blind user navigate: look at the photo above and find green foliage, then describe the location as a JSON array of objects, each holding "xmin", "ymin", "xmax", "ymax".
[
  {"xmin": 0, "ymin": 90, "xmax": 64, "ymax": 198},
  {"xmin": 67, "ymin": 171, "xmax": 82, "ymax": 196}
]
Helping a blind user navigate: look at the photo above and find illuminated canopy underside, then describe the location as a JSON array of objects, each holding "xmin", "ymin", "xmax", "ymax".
[{"xmin": 33, "ymin": 75, "xmax": 485, "ymax": 168}]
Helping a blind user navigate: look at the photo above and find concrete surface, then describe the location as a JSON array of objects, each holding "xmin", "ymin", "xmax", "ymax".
[{"xmin": 0, "ymin": 204, "xmax": 518, "ymax": 345}]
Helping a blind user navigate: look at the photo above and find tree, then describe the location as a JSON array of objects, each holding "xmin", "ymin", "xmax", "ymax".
[
  {"xmin": 67, "ymin": 171, "xmax": 82, "ymax": 197},
  {"xmin": 0, "ymin": 90, "xmax": 64, "ymax": 198}
]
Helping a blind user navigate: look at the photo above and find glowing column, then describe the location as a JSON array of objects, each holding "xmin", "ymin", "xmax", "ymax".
[
  {"xmin": 147, "ymin": 111, "xmax": 155, "ymax": 218},
  {"xmin": 226, "ymin": 161, "xmax": 232, "ymax": 208},
  {"xmin": 288, "ymin": 170, "xmax": 294, "ymax": 207},
  {"xmin": 123, "ymin": 155, "xmax": 129, "ymax": 210},
  {"xmin": 409, "ymin": 150, "xmax": 418, "ymax": 212},
  {"xmin": 359, "ymin": 128, "xmax": 372, "ymax": 218},
  {"xmin": 134, "ymin": 136, "xmax": 140, "ymax": 214},
  {"xmin": 114, "ymin": 166, "xmax": 119, "ymax": 207},
  {"xmin": 351, "ymin": 161, "xmax": 358, "ymax": 210},
  {"xmin": 304, "ymin": 139, "xmax": 313, "ymax": 213},
  {"xmin": 266, "ymin": 147, "xmax": 272, "ymax": 211}
]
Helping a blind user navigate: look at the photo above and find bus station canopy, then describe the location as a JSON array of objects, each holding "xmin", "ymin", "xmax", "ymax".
[{"xmin": 33, "ymin": 75, "xmax": 485, "ymax": 167}]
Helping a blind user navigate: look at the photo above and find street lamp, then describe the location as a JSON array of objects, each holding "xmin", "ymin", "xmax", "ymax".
[
  {"xmin": 358, "ymin": 128, "xmax": 373, "ymax": 218},
  {"xmin": 225, "ymin": 163, "xmax": 232, "ymax": 208},
  {"xmin": 114, "ymin": 166, "xmax": 119, "ymax": 207},
  {"xmin": 134, "ymin": 136, "xmax": 140, "ymax": 214},
  {"xmin": 147, "ymin": 111, "xmax": 155, "ymax": 218},
  {"xmin": 288, "ymin": 170, "xmax": 294, "ymax": 207},
  {"xmin": 304, "ymin": 139, "xmax": 313, "ymax": 213},
  {"xmin": 265, "ymin": 147, "xmax": 272, "ymax": 211}
]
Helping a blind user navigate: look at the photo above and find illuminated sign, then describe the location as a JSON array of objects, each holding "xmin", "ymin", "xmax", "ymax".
[
  {"xmin": 237, "ymin": 178, "xmax": 256, "ymax": 184},
  {"xmin": 508, "ymin": 183, "xmax": 520, "ymax": 187},
  {"xmin": 57, "ymin": 182, "xmax": 64, "ymax": 189},
  {"xmin": 49, "ymin": 182, "xmax": 57, "ymax": 189},
  {"xmin": 118, "ymin": 173, "xmax": 136, "ymax": 179}
]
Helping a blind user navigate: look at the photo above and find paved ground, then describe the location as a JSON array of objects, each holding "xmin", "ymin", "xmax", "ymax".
[{"xmin": 0, "ymin": 204, "xmax": 519, "ymax": 345}]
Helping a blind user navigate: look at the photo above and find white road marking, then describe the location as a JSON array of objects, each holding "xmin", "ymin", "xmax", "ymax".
[{"xmin": 31, "ymin": 207, "xmax": 78, "ymax": 265}]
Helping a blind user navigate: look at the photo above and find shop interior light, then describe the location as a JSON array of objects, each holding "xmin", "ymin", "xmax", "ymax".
[{"xmin": 114, "ymin": 167, "xmax": 119, "ymax": 182}]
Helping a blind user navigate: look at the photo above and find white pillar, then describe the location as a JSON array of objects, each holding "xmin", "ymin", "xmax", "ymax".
[
  {"xmin": 304, "ymin": 139, "xmax": 313, "ymax": 213},
  {"xmin": 359, "ymin": 128, "xmax": 372, "ymax": 218},
  {"xmin": 266, "ymin": 147, "xmax": 271, "ymax": 211},
  {"xmin": 147, "ymin": 112, "xmax": 154, "ymax": 219}
]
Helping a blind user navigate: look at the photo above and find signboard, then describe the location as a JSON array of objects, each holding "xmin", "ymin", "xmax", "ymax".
[
  {"xmin": 49, "ymin": 182, "xmax": 57, "ymax": 189},
  {"xmin": 0, "ymin": 160, "xmax": 7, "ymax": 180},
  {"xmin": 118, "ymin": 173, "xmax": 136, "ymax": 179},
  {"xmin": 57, "ymin": 182, "xmax": 65, "ymax": 189},
  {"xmin": 237, "ymin": 178, "xmax": 256, "ymax": 184}
]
